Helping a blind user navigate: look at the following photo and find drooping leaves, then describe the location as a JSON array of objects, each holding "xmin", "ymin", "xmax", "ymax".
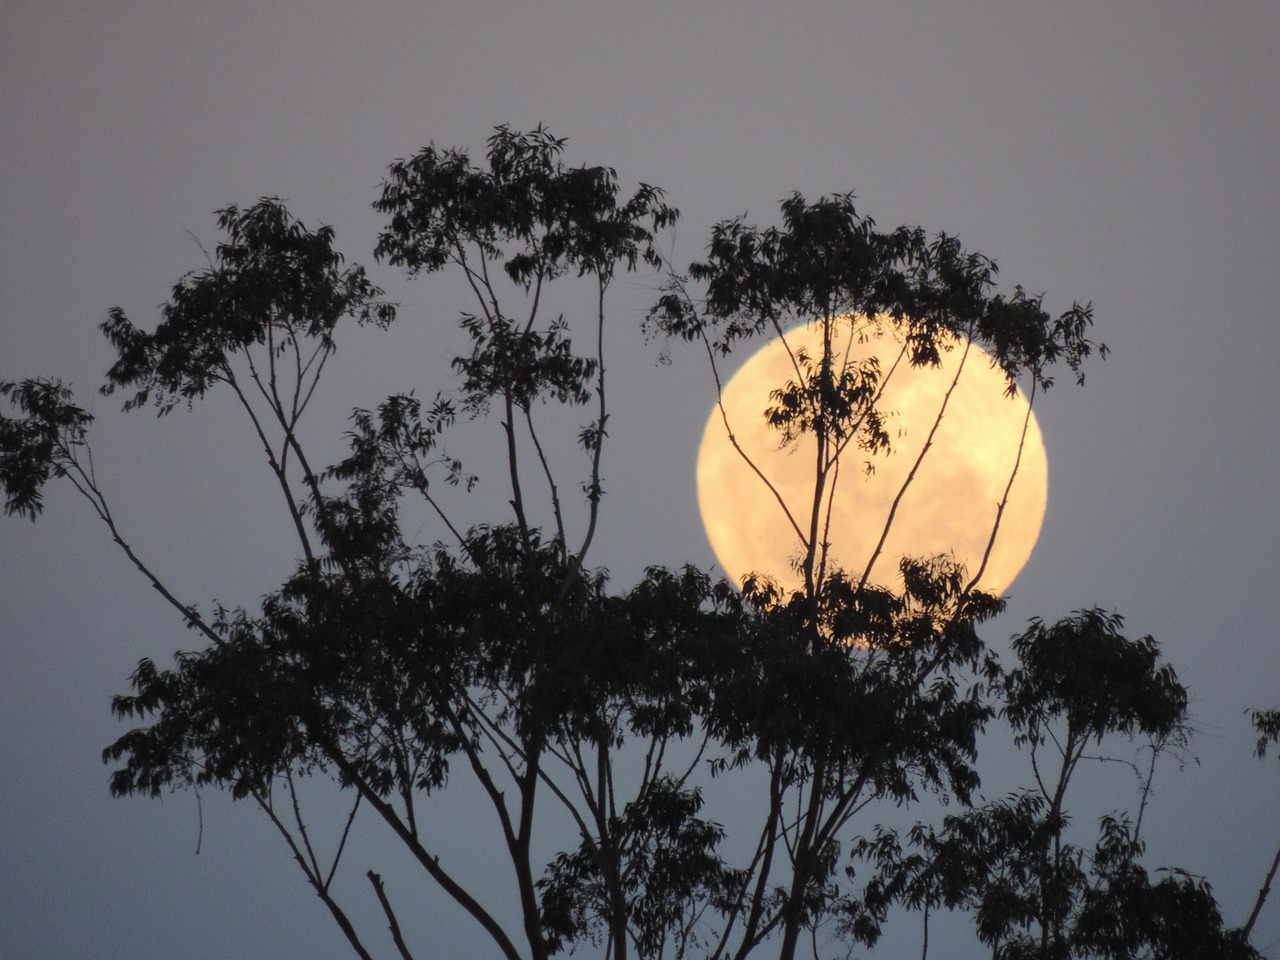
[
  {"xmin": 0, "ymin": 378, "xmax": 93, "ymax": 519},
  {"xmin": 648, "ymin": 191, "xmax": 1103, "ymax": 390},
  {"xmin": 1004, "ymin": 609, "xmax": 1188, "ymax": 748},
  {"xmin": 374, "ymin": 124, "xmax": 677, "ymax": 284},
  {"xmin": 100, "ymin": 198, "xmax": 394, "ymax": 414}
]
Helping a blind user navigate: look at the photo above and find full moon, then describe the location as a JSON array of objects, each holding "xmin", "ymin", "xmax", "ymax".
[{"xmin": 696, "ymin": 318, "xmax": 1048, "ymax": 596}]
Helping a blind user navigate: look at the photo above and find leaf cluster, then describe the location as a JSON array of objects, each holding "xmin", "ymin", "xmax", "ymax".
[
  {"xmin": 0, "ymin": 378, "xmax": 93, "ymax": 519},
  {"xmin": 1004, "ymin": 610, "xmax": 1189, "ymax": 749},
  {"xmin": 374, "ymin": 124, "xmax": 676, "ymax": 284},
  {"xmin": 648, "ymin": 191, "xmax": 1103, "ymax": 390},
  {"xmin": 100, "ymin": 198, "xmax": 395, "ymax": 414},
  {"xmin": 849, "ymin": 611, "xmax": 1255, "ymax": 959}
]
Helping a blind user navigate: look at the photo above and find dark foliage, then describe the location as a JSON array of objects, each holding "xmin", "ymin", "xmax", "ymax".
[{"xmin": 1, "ymin": 126, "xmax": 1270, "ymax": 960}]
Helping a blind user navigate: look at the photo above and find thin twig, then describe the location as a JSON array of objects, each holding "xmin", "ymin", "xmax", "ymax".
[
  {"xmin": 368, "ymin": 871, "xmax": 417, "ymax": 960},
  {"xmin": 251, "ymin": 786, "xmax": 378, "ymax": 960},
  {"xmin": 964, "ymin": 378, "xmax": 1036, "ymax": 595},
  {"xmin": 859, "ymin": 335, "xmax": 974, "ymax": 591},
  {"xmin": 700, "ymin": 329, "xmax": 808, "ymax": 549},
  {"xmin": 60, "ymin": 458, "xmax": 223, "ymax": 648},
  {"xmin": 325, "ymin": 793, "xmax": 363, "ymax": 891},
  {"xmin": 574, "ymin": 272, "xmax": 611, "ymax": 568},
  {"xmin": 1243, "ymin": 844, "xmax": 1280, "ymax": 940},
  {"xmin": 524, "ymin": 404, "xmax": 567, "ymax": 551}
]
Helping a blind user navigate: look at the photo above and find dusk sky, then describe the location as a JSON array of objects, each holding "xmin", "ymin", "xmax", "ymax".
[{"xmin": 3, "ymin": 2, "xmax": 1279, "ymax": 958}]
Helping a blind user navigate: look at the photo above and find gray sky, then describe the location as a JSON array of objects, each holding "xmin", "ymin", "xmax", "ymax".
[{"xmin": 2, "ymin": 2, "xmax": 1279, "ymax": 958}]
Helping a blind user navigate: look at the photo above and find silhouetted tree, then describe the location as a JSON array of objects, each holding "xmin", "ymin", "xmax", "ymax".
[{"xmin": 2, "ymin": 126, "xmax": 1273, "ymax": 960}]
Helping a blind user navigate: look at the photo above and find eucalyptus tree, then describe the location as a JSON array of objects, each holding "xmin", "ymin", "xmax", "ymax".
[
  {"xmin": 2, "ymin": 126, "xmax": 1273, "ymax": 960},
  {"xmin": 851, "ymin": 610, "xmax": 1263, "ymax": 960},
  {"xmin": 2, "ymin": 127, "xmax": 729, "ymax": 960},
  {"xmin": 646, "ymin": 195, "xmax": 1266, "ymax": 960},
  {"xmin": 646, "ymin": 191, "xmax": 1093, "ymax": 960}
]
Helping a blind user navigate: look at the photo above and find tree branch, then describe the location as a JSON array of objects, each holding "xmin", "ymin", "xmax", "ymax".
[
  {"xmin": 859, "ymin": 335, "xmax": 973, "ymax": 591},
  {"xmin": 1243, "ymin": 842, "xmax": 1280, "ymax": 940},
  {"xmin": 368, "ymin": 870, "xmax": 417, "ymax": 960}
]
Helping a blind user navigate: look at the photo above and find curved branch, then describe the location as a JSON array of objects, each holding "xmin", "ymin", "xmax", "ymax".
[
  {"xmin": 963, "ymin": 378, "xmax": 1036, "ymax": 596},
  {"xmin": 701, "ymin": 328, "xmax": 808, "ymax": 552},
  {"xmin": 859, "ymin": 335, "xmax": 974, "ymax": 591}
]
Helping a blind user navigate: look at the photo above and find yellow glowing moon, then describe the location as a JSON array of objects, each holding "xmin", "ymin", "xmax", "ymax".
[{"xmin": 696, "ymin": 319, "xmax": 1048, "ymax": 596}]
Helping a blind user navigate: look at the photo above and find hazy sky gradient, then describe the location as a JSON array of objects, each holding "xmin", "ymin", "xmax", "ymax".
[{"xmin": 3, "ymin": 2, "xmax": 1279, "ymax": 957}]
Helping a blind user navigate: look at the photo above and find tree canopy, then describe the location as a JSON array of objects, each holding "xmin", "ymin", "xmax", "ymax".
[{"xmin": 2, "ymin": 125, "xmax": 1275, "ymax": 960}]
